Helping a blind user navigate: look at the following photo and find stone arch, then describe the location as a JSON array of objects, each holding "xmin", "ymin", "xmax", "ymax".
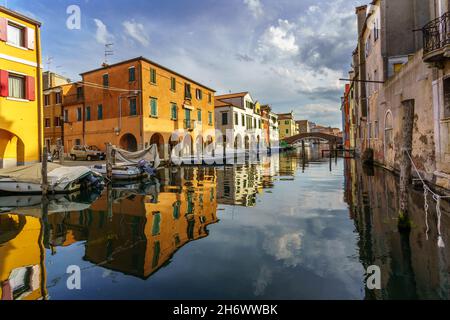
[
  {"xmin": 119, "ymin": 133, "xmax": 138, "ymax": 152},
  {"xmin": 195, "ymin": 134, "xmax": 204, "ymax": 156},
  {"xmin": 150, "ymin": 133, "xmax": 165, "ymax": 158},
  {"xmin": 0, "ymin": 129, "xmax": 25, "ymax": 168}
]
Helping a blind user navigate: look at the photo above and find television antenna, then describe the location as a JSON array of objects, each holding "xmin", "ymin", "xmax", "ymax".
[{"xmin": 104, "ymin": 43, "xmax": 114, "ymax": 65}]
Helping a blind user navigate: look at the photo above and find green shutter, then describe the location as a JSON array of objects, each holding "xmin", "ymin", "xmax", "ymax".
[{"xmin": 152, "ymin": 212, "xmax": 161, "ymax": 236}]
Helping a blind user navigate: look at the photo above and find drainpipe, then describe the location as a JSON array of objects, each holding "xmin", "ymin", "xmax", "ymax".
[{"xmin": 36, "ymin": 25, "xmax": 43, "ymax": 163}]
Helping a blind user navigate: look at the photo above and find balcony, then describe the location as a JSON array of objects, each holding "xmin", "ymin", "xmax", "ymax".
[
  {"xmin": 184, "ymin": 119, "xmax": 195, "ymax": 131},
  {"xmin": 63, "ymin": 94, "xmax": 84, "ymax": 106},
  {"xmin": 423, "ymin": 12, "xmax": 450, "ymax": 63}
]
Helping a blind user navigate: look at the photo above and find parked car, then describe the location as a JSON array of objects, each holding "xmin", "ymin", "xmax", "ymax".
[{"xmin": 70, "ymin": 145, "xmax": 106, "ymax": 161}]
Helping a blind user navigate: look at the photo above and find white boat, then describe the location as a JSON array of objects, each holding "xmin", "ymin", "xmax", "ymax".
[
  {"xmin": 0, "ymin": 193, "xmax": 101, "ymax": 217},
  {"xmin": 0, "ymin": 163, "xmax": 103, "ymax": 194},
  {"xmin": 91, "ymin": 163, "xmax": 145, "ymax": 180}
]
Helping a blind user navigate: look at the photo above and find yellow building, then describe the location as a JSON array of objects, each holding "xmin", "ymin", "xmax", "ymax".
[
  {"xmin": 0, "ymin": 214, "xmax": 47, "ymax": 300},
  {"xmin": 0, "ymin": 7, "xmax": 42, "ymax": 168},
  {"xmin": 277, "ymin": 112, "xmax": 297, "ymax": 139}
]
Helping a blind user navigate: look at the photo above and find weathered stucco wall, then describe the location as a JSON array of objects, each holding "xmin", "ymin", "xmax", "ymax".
[{"xmin": 370, "ymin": 51, "xmax": 436, "ymax": 182}]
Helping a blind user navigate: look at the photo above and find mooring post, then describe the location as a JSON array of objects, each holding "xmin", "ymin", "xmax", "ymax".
[
  {"xmin": 301, "ymin": 140, "xmax": 305, "ymax": 158},
  {"xmin": 106, "ymin": 143, "xmax": 113, "ymax": 181},
  {"xmin": 398, "ymin": 99, "xmax": 415, "ymax": 232},
  {"xmin": 57, "ymin": 140, "xmax": 64, "ymax": 165},
  {"xmin": 42, "ymin": 146, "xmax": 48, "ymax": 196}
]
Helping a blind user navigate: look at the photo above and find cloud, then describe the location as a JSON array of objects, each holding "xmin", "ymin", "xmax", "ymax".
[
  {"xmin": 244, "ymin": 0, "xmax": 264, "ymax": 18},
  {"xmin": 235, "ymin": 53, "xmax": 255, "ymax": 62},
  {"xmin": 122, "ymin": 20, "xmax": 150, "ymax": 47},
  {"xmin": 93, "ymin": 19, "xmax": 113, "ymax": 45},
  {"xmin": 258, "ymin": 19, "xmax": 299, "ymax": 59},
  {"xmin": 293, "ymin": 104, "xmax": 343, "ymax": 128}
]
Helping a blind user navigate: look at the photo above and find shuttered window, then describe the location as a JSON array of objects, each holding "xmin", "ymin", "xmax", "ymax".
[
  {"xmin": 171, "ymin": 103, "xmax": 177, "ymax": 120},
  {"xmin": 150, "ymin": 68, "xmax": 156, "ymax": 84},
  {"xmin": 8, "ymin": 74, "xmax": 25, "ymax": 99},
  {"xmin": 150, "ymin": 98, "xmax": 157, "ymax": 117},
  {"xmin": 7, "ymin": 22, "xmax": 24, "ymax": 47}
]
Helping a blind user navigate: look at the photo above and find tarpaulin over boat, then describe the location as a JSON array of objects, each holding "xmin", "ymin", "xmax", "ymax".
[
  {"xmin": 113, "ymin": 144, "xmax": 161, "ymax": 168},
  {"xmin": 0, "ymin": 163, "xmax": 92, "ymax": 185}
]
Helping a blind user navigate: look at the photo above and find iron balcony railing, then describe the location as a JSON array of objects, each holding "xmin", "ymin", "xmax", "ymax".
[{"xmin": 423, "ymin": 12, "xmax": 450, "ymax": 57}]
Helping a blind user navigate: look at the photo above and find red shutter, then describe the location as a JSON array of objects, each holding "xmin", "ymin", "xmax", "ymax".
[
  {"xmin": 0, "ymin": 18, "xmax": 7, "ymax": 42},
  {"xmin": 0, "ymin": 70, "xmax": 8, "ymax": 97},
  {"xmin": 26, "ymin": 76, "xmax": 35, "ymax": 101}
]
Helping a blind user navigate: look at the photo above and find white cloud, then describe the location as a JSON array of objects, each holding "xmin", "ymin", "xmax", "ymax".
[
  {"xmin": 244, "ymin": 0, "xmax": 264, "ymax": 18},
  {"xmin": 258, "ymin": 19, "xmax": 299, "ymax": 58},
  {"xmin": 123, "ymin": 20, "xmax": 150, "ymax": 47},
  {"xmin": 93, "ymin": 19, "xmax": 113, "ymax": 45}
]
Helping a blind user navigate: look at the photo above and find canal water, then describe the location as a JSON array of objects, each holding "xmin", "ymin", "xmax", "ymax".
[{"xmin": 1, "ymin": 147, "xmax": 450, "ymax": 300}]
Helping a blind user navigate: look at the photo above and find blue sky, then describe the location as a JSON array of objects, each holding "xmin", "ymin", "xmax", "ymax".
[{"xmin": 3, "ymin": 0, "xmax": 367, "ymax": 128}]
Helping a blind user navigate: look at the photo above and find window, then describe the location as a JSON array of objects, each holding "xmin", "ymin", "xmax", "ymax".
[
  {"xmin": 197, "ymin": 109, "xmax": 202, "ymax": 122},
  {"xmin": 8, "ymin": 74, "xmax": 25, "ymax": 99},
  {"xmin": 234, "ymin": 112, "xmax": 238, "ymax": 125},
  {"xmin": 7, "ymin": 22, "xmax": 24, "ymax": 47},
  {"xmin": 130, "ymin": 98, "xmax": 137, "ymax": 116},
  {"xmin": 443, "ymin": 77, "xmax": 450, "ymax": 119},
  {"xmin": 129, "ymin": 67, "xmax": 136, "ymax": 82},
  {"xmin": 86, "ymin": 106, "xmax": 91, "ymax": 121},
  {"xmin": 45, "ymin": 118, "xmax": 51, "ymax": 128},
  {"xmin": 55, "ymin": 92, "xmax": 62, "ymax": 104},
  {"xmin": 208, "ymin": 111, "xmax": 212, "ymax": 125},
  {"xmin": 97, "ymin": 104, "xmax": 103, "ymax": 120},
  {"xmin": 385, "ymin": 111, "xmax": 393, "ymax": 147},
  {"xmin": 285, "ymin": 120, "xmax": 289, "ymax": 125},
  {"xmin": 64, "ymin": 110, "xmax": 68, "ymax": 122},
  {"xmin": 171, "ymin": 77, "xmax": 176, "ymax": 91},
  {"xmin": 150, "ymin": 98, "xmax": 157, "ymax": 117},
  {"xmin": 184, "ymin": 83, "xmax": 192, "ymax": 100},
  {"xmin": 368, "ymin": 122, "xmax": 372, "ymax": 139},
  {"xmin": 208, "ymin": 93, "xmax": 212, "ymax": 103},
  {"xmin": 54, "ymin": 117, "xmax": 60, "ymax": 127},
  {"xmin": 171, "ymin": 103, "xmax": 177, "ymax": 120},
  {"xmin": 242, "ymin": 114, "xmax": 245, "ymax": 126},
  {"xmin": 286, "ymin": 129, "xmax": 289, "ymax": 134},
  {"xmin": 222, "ymin": 112, "xmax": 228, "ymax": 125},
  {"xmin": 103, "ymin": 74, "xmax": 109, "ymax": 87},
  {"xmin": 185, "ymin": 109, "xmax": 191, "ymax": 128},
  {"xmin": 150, "ymin": 68, "xmax": 157, "ymax": 84},
  {"xmin": 44, "ymin": 94, "xmax": 50, "ymax": 106},
  {"xmin": 76, "ymin": 86, "xmax": 83, "ymax": 99},
  {"xmin": 151, "ymin": 212, "xmax": 161, "ymax": 236},
  {"xmin": 77, "ymin": 108, "xmax": 82, "ymax": 121},
  {"xmin": 196, "ymin": 89, "xmax": 202, "ymax": 100}
]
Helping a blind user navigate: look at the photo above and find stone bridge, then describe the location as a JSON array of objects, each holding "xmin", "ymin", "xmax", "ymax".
[{"xmin": 282, "ymin": 132, "xmax": 343, "ymax": 145}]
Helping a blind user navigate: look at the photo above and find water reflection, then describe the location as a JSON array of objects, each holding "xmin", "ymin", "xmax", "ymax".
[
  {"xmin": 345, "ymin": 159, "xmax": 450, "ymax": 299},
  {"xmin": 1, "ymin": 147, "xmax": 450, "ymax": 299}
]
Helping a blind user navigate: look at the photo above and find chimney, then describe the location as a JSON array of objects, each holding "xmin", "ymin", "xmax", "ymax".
[{"xmin": 355, "ymin": 5, "xmax": 368, "ymax": 38}]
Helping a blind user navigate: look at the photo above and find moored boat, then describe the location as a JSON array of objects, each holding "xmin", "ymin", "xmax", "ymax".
[{"xmin": 0, "ymin": 163, "xmax": 104, "ymax": 195}]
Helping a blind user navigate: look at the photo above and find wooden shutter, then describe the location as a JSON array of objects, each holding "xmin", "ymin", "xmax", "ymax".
[
  {"xmin": 0, "ymin": 70, "xmax": 8, "ymax": 97},
  {"xmin": 26, "ymin": 76, "xmax": 36, "ymax": 101},
  {"xmin": 26, "ymin": 27, "xmax": 35, "ymax": 49},
  {"xmin": 0, "ymin": 18, "xmax": 7, "ymax": 42}
]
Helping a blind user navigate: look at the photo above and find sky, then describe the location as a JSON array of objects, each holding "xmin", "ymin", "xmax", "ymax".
[{"xmin": 3, "ymin": 0, "xmax": 367, "ymax": 129}]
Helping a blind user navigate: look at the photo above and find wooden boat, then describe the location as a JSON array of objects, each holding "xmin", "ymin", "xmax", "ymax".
[{"xmin": 0, "ymin": 163, "xmax": 104, "ymax": 194}]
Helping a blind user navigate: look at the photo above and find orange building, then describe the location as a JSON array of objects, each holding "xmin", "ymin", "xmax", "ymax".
[
  {"xmin": 63, "ymin": 57, "xmax": 216, "ymax": 159},
  {"xmin": 42, "ymin": 71, "xmax": 70, "ymax": 152}
]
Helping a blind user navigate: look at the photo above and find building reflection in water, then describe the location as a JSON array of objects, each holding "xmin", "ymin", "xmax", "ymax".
[
  {"xmin": 344, "ymin": 159, "xmax": 450, "ymax": 299},
  {"xmin": 3, "ymin": 152, "xmax": 450, "ymax": 300},
  {"xmin": 0, "ymin": 214, "xmax": 47, "ymax": 300}
]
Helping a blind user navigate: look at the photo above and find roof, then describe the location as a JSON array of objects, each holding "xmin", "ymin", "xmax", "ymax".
[
  {"xmin": 80, "ymin": 56, "xmax": 216, "ymax": 92},
  {"xmin": 215, "ymin": 92, "xmax": 249, "ymax": 100},
  {"xmin": 0, "ymin": 6, "xmax": 41, "ymax": 26},
  {"xmin": 277, "ymin": 113, "xmax": 294, "ymax": 120},
  {"xmin": 214, "ymin": 97, "xmax": 242, "ymax": 109}
]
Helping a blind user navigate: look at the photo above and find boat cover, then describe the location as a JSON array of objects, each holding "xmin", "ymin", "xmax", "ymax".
[
  {"xmin": 113, "ymin": 144, "xmax": 161, "ymax": 168},
  {"xmin": 0, "ymin": 163, "xmax": 91, "ymax": 185}
]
